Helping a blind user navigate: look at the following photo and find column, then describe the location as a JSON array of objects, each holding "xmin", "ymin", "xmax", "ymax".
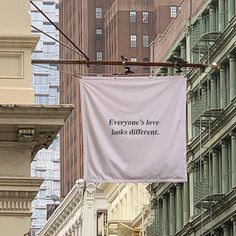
[
  {"xmin": 180, "ymin": 42, "xmax": 186, "ymax": 60},
  {"xmin": 218, "ymin": 0, "xmax": 225, "ymax": 31},
  {"xmin": 187, "ymin": 92, "xmax": 193, "ymax": 141},
  {"xmin": 221, "ymin": 141, "xmax": 229, "ymax": 193},
  {"xmin": 176, "ymin": 184, "xmax": 183, "ymax": 231},
  {"xmin": 222, "ymin": 224, "xmax": 230, "ymax": 236},
  {"xmin": 183, "ymin": 182, "xmax": 189, "ymax": 225},
  {"xmin": 229, "ymin": 54, "xmax": 236, "ymax": 101},
  {"xmin": 188, "ymin": 164, "xmax": 195, "ymax": 218},
  {"xmin": 193, "ymin": 164, "xmax": 199, "ymax": 215},
  {"xmin": 74, "ymin": 226, "xmax": 79, "ymax": 236},
  {"xmin": 162, "ymin": 195, "xmax": 168, "ymax": 236},
  {"xmin": 232, "ymin": 217, "xmax": 236, "ymax": 236},
  {"xmin": 231, "ymin": 133, "xmax": 236, "ymax": 187},
  {"xmin": 211, "ymin": 75, "xmax": 217, "ymax": 108},
  {"xmin": 169, "ymin": 190, "xmax": 175, "ymax": 236},
  {"xmin": 203, "ymin": 157, "xmax": 209, "ymax": 195},
  {"xmin": 212, "ymin": 150, "xmax": 220, "ymax": 193},
  {"xmin": 168, "ymin": 67, "xmax": 174, "ymax": 76},
  {"xmin": 209, "ymin": 4, "xmax": 216, "ymax": 32},
  {"xmin": 228, "ymin": 0, "xmax": 235, "ymax": 21},
  {"xmin": 220, "ymin": 65, "xmax": 227, "ymax": 108},
  {"xmin": 201, "ymin": 86, "xmax": 208, "ymax": 111},
  {"xmin": 209, "ymin": 155, "xmax": 213, "ymax": 194}
]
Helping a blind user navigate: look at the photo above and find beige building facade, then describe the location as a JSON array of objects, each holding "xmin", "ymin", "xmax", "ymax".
[{"xmin": 0, "ymin": 1, "xmax": 72, "ymax": 235}]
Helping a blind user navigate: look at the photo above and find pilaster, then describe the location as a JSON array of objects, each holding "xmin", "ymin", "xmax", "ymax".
[
  {"xmin": 176, "ymin": 184, "xmax": 183, "ymax": 231},
  {"xmin": 218, "ymin": 0, "xmax": 225, "ymax": 31},
  {"xmin": 228, "ymin": 0, "xmax": 235, "ymax": 21},
  {"xmin": 220, "ymin": 65, "xmax": 227, "ymax": 108},
  {"xmin": 229, "ymin": 54, "xmax": 236, "ymax": 101},
  {"xmin": 230, "ymin": 133, "xmax": 236, "ymax": 187},
  {"xmin": 168, "ymin": 189, "xmax": 175, "ymax": 236},
  {"xmin": 221, "ymin": 141, "xmax": 229, "ymax": 193},
  {"xmin": 212, "ymin": 149, "xmax": 220, "ymax": 193},
  {"xmin": 210, "ymin": 75, "xmax": 217, "ymax": 108},
  {"xmin": 162, "ymin": 195, "xmax": 168, "ymax": 236},
  {"xmin": 209, "ymin": 4, "xmax": 216, "ymax": 32}
]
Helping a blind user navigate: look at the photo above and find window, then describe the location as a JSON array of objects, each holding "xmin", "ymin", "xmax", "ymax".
[
  {"xmin": 143, "ymin": 35, "xmax": 149, "ymax": 47},
  {"xmin": 130, "ymin": 11, "xmax": 136, "ymax": 23},
  {"xmin": 130, "ymin": 58, "xmax": 137, "ymax": 71},
  {"xmin": 43, "ymin": 2, "xmax": 55, "ymax": 13},
  {"xmin": 96, "ymin": 29, "xmax": 102, "ymax": 39},
  {"xmin": 96, "ymin": 29, "xmax": 102, "ymax": 35},
  {"xmin": 170, "ymin": 6, "xmax": 177, "ymax": 18},
  {"xmin": 96, "ymin": 51, "xmax": 103, "ymax": 61},
  {"xmin": 130, "ymin": 35, "xmax": 137, "ymax": 47},
  {"xmin": 142, "ymin": 11, "xmax": 149, "ymax": 23},
  {"xmin": 96, "ymin": 8, "xmax": 102, "ymax": 19},
  {"xmin": 130, "ymin": 57, "xmax": 137, "ymax": 62}
]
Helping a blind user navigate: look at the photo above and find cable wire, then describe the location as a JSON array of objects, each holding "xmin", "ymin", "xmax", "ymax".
[
  {"xmin": 31, "ymin": 25, "xmax": 85, "ymax": 58},
  {"xmin": 30, "ymin": 0, "xmax": 90, "ymax": 61}
]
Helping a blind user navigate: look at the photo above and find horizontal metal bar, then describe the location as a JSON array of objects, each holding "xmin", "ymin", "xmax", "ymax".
[{"xmin": 32, "ymin": 59, "xmax": 205, "ymax": 69}]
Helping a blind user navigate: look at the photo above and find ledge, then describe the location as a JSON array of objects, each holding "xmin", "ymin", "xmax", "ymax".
[{"xmin": 0, "ymin": 35, "xmax": 40, "ymax": 49}]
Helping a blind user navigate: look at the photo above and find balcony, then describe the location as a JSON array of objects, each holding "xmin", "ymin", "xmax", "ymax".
[
  {"xmin": 194, "ymin": 177, "xmax": 224, "ymax": 209},
  {"xmin": 192, "ymin": 93, "xmax": 223, "ymax": 129},
  {"xmin": 146, "ymin": 221, "xmax": 159, "ymax": 236},
  {"xmin": 191, "ymin": 14, "xmax": 222, "ymax": 56}
]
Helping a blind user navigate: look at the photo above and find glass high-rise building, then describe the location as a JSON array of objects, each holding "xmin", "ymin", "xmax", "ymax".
[{"xmin": 30, "ymin": 1, "xmax": 59, "ymax": 235}]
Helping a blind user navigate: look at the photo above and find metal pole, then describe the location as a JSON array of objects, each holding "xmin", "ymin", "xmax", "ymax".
[{"xmin": 32, "ymin": 59, "xmax": 205, "ymax": 69}]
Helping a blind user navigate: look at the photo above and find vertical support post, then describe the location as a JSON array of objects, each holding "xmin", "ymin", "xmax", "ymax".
[
  {"xmin": 228, "ymin": 0, "xmax": 235, "ymax": 21},
  {"xmin": 218, "ymin": 0, "xmax": 225, "ymax": 31},
  {"xmin": 212, "ymin": 150, "xmax": 220, "ymax": 193},
  {"xmin": 222, "ymin": 224, "xmax": 230, "ymax": 236},
  {"xmin": 209, "ymin": 154, "xmax": 213, "ymax": 194},
  {"xmin": 211, "ymin": 75, "xmax": 217, "ymax": 108},
  {"xmin": 162, "ymin": 195, "xmax": 168, "ymax": 236},
  {"xmin": 221, "ymin": 141, "xmax": 229, "ymax": 193},
  {"xmin": 232, "ymin": 217, "xmax": 236, "ymax": 236},
  {"xmin": 183, "ymin": 182, "xmax": 189, "ymax": 225},
  {"xmin": 176, "ymin": 184, "xmax": 183, "ymax": 231},
  {"xmin": 169, "ymin": 190, "xmax": 175, "ymax": 236},
  {"xmin": 229, "ymin": 54, "xmax": 236, "ymax": 101},
  {"xmin": 187, "ymin": 92, "xmax": 193, "ymax": 141},
  {"xmin": 209, "ymin": 4, "xmax": 216, "ymax": 32},
  {"xmin": 220, "ymin": 65, "xmax": 227, "ymax": 108},
  {"xmin": 231, "ymin": 133, "xmax": 236, "ymax": 187},
  {"xmin": 203, "ymin": 157, "xmax": 209, "ymax": 196}
]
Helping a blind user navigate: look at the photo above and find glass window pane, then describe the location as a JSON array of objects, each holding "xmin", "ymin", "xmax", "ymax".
[
  {"xmin": 170, "ymin": 6, "xmax": 177, "ymax": 17},
  {"xmin": 96, "ymin": 8, "xmax": 102, "ymax": 19},
  {"xmin": 130, "ymin": 11, "xmax": 136, "ymax": 23},
  {"xmin": 130, "ymin": 34, "xmax": 137, "ymax": 47},
  {"xmin": 142, "ymin": 11, "xmax": 149, "ymax": 23},
  {"xmin": 143, "ymin": 35, "xmax": 149, "ymax": 47}
]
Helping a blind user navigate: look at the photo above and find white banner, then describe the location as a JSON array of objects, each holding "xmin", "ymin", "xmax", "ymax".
[{"xmin": 80, "ymin": 76, "xmax": 187, "ymax": 182}]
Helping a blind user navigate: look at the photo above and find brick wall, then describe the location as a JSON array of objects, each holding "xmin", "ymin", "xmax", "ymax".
[{"xmin": 151, "ymin": 0, "xmax": 205, "ymax": 61}]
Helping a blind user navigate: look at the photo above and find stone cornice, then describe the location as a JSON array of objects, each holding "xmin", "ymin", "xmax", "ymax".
[
  {"xmin": 38, "ymin": 181, "xmax": 85, "ymax": 236},
  {"xmin": 0, "ymin": 35, "xmax": 40, "ymax": 49},
  {"xmin": 0, "ymin": 177, "xmax": 43, "ymax": 216},
  {"xmin": 0, "ymin": 176, "xmax": 43, "ymax": 190},
  {"xmin": 0, "ymin": 104, "xmax": 74, "ymax": 120},
  {"xmin": 0, "ymin": 104, "xmax": 73, "ymax": 158}
]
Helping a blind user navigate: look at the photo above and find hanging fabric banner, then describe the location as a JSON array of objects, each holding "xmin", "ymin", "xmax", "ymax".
[{"xmin": 80, "ymin": 76, "xmax": 187, "ymax": 182}]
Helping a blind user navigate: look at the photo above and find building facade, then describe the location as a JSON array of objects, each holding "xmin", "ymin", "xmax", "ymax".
[
  {"xmin": 30, "ymin": 1, "xmax": 60, "ymax": 235},
  {"xmin": 0, "ymin": 1, "xmax": 72, "ymax": 235},
  {"xmin": 38, "ymin": 180, "xmax": 107, "ymax": 236},
  {"xmin": 147, "ymin": 0, "xmax": 236, "ymax": 235}
]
